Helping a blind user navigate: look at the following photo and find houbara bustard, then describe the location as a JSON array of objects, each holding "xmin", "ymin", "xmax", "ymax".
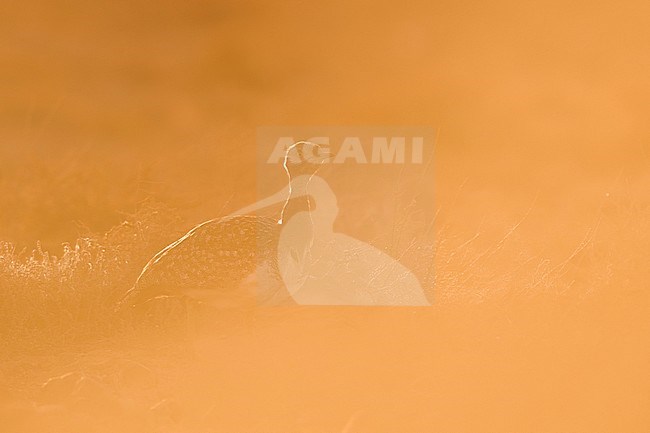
[
  {"xmin": 116, "ymin": 142, "xmax": 329, "ymax": 318},
  {"xmin": 117, "ymin": 140, "xmax": 428, "ymax": 320}
]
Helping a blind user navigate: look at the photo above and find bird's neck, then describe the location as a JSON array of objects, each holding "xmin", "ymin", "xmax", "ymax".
[{"xmin": 279, "ymin": 175, "xmax": 314, "ymax": 224}]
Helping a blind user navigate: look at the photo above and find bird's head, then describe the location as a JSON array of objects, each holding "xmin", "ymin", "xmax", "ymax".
[{"xmin": 283, "ymin": 141, "xmax": 332, "ymax": 177}]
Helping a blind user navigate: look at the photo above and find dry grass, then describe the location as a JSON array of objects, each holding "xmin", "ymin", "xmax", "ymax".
[
  {"xmin": 1, "ymin": 179, "xmax": 646, "ymax": 354},
  {"xmin": 0, "ymin": 199, "xmax": 184, "ymax": 352},
  {"xmin": 0, "ymin": 179, "xmax": 647, "ymax": 432}
]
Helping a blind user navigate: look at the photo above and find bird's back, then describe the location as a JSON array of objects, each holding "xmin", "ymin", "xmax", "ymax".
[{"xmin": 117, "ymin": 215, "xmax": 285, "ymax": 311}]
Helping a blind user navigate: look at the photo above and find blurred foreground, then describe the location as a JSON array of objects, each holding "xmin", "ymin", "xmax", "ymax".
[{"xmin": 0, "ymin": 185, "xmax": 647, "ymax": 432}]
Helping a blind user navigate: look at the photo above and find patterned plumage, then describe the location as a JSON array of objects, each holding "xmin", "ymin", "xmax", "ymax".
[
  {"xmin": 117, "ymin": 142, "xmax": 329, "ymax": 318},
  {"xmin": 117, "ymin": 214, "xmax": 290, "ymax": 314}
]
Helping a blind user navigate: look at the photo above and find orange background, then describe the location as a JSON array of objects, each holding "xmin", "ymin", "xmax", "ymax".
[{"xmin": 0, "ymin": 1, "xmax": 648, "ymax": 432}]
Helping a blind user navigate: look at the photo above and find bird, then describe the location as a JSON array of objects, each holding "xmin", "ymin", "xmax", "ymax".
[
  {"xmin": 116, "ymin": 213, "xmax": 289, "ymax": 323},
  {"xmin": 116, "ymin": 141, "xmax": 333, "ymax": 319},
  {"xmin": 117, "ymin": 140, "xmax": 429, "ymax": 321}
]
